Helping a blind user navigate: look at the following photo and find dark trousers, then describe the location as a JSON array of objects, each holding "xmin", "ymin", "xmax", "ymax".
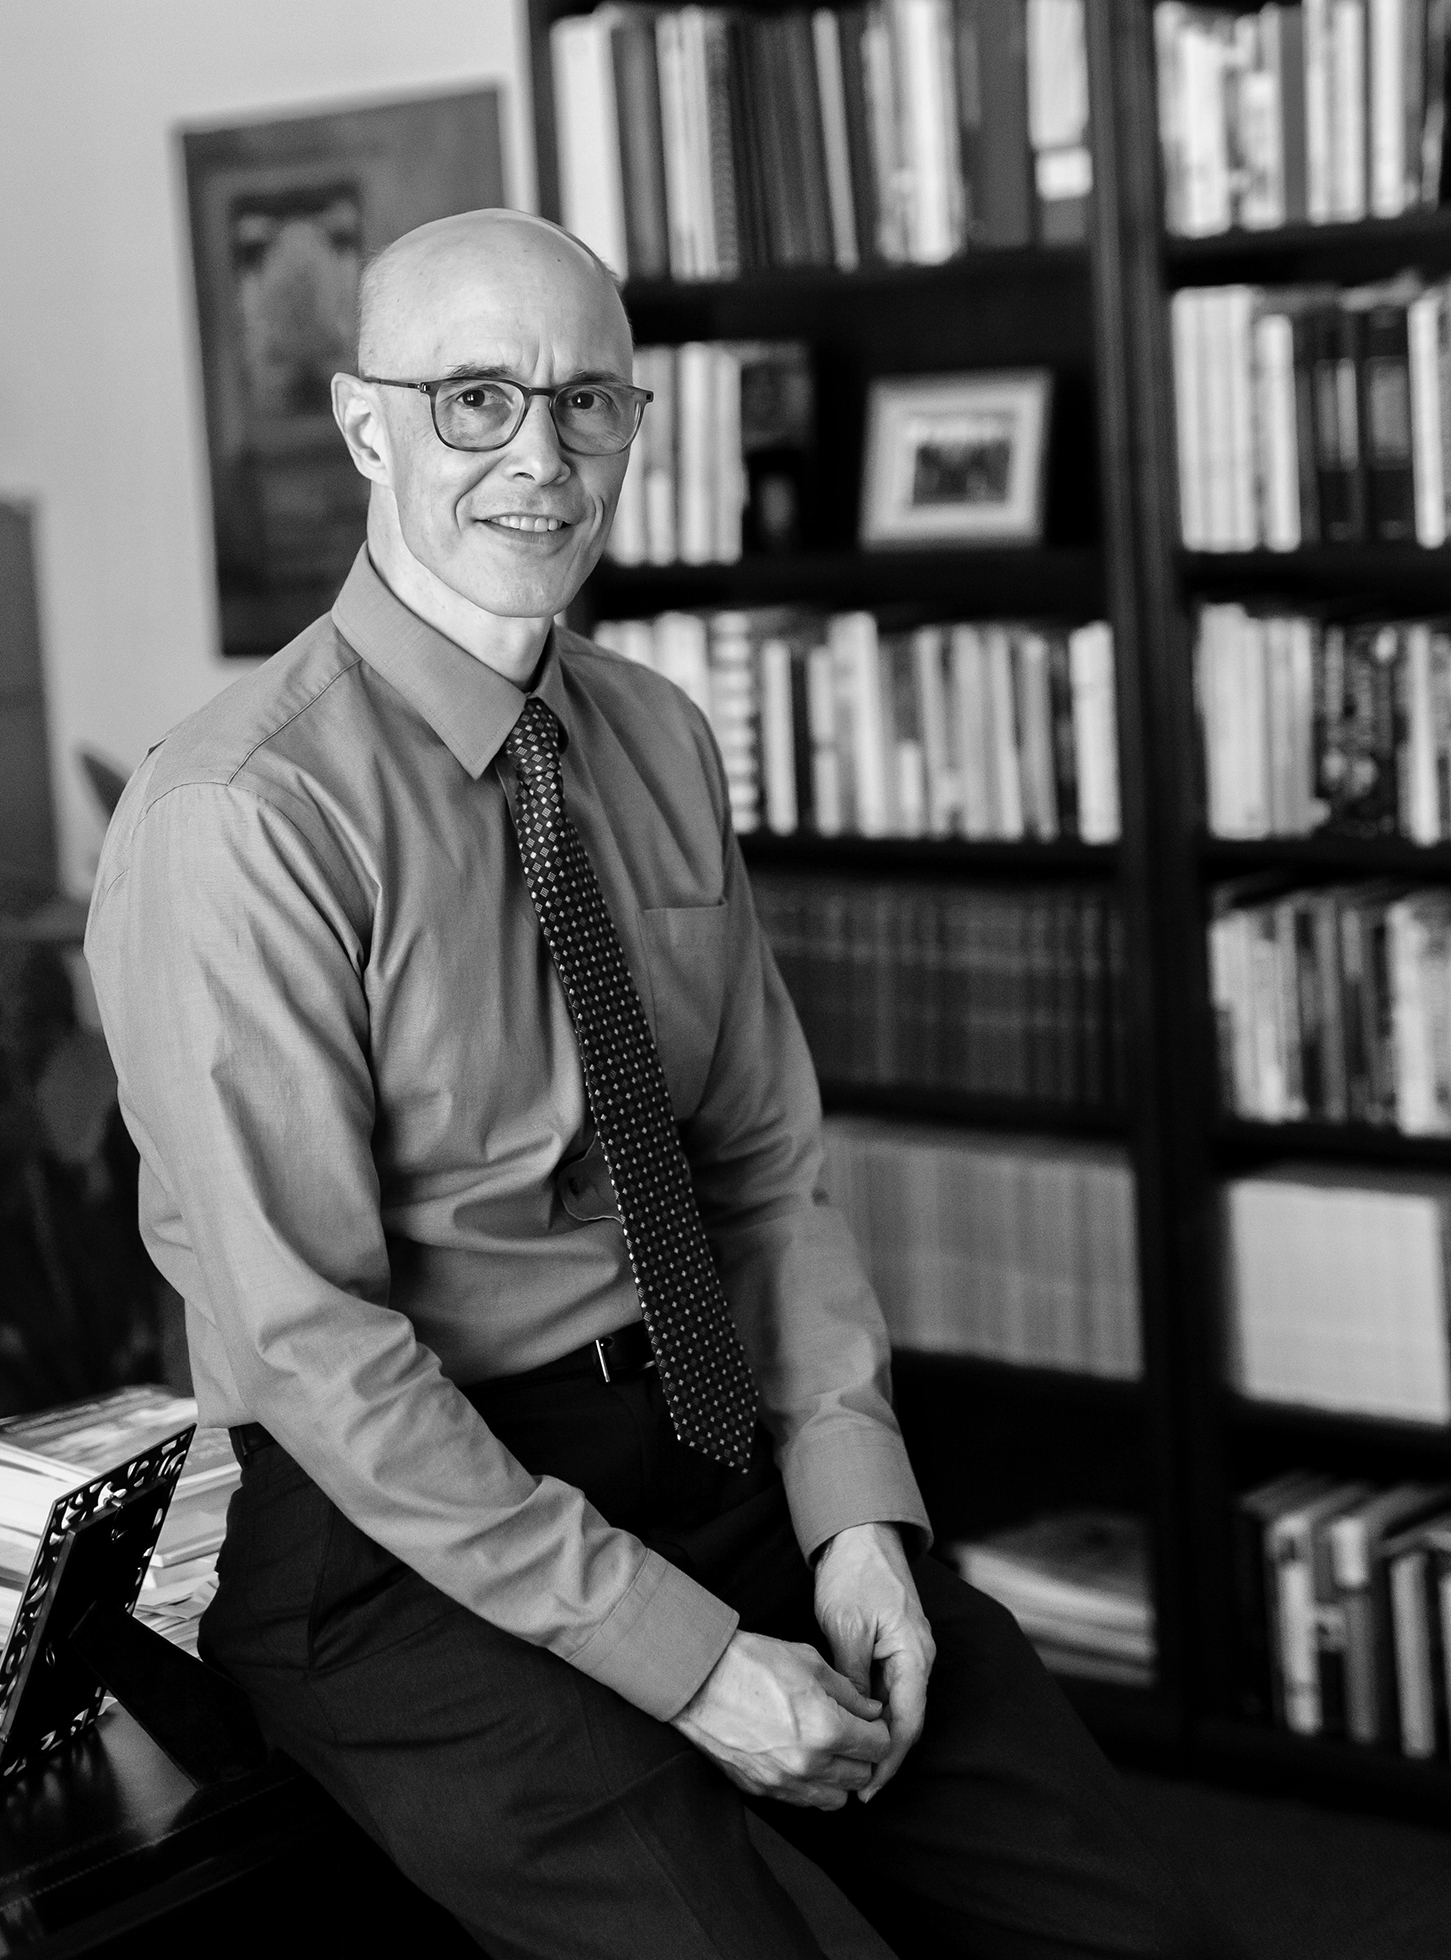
[{"xmin": 200, "ymin": 1367, "xmax": 1245, "ymax": 1960}]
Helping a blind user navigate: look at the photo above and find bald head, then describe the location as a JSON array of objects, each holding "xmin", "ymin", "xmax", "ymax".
[{"xmin": 356, "ymin": 209, "xmax": 628, "ymax": 375}]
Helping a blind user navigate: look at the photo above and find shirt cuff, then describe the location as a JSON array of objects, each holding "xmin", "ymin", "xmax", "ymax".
[
  {"xmin": 566, "ymin": 1547, "xmax": 739, "ymax": 1721},
  {"xmin": 782, "ymin": 1424, "xmax": 933, "ymax": 1564}
]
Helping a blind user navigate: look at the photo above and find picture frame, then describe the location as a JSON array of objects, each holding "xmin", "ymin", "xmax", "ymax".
[
  {"xmin": 859, "ymin": 370, "xmax": 1053, "ymax": 550},
  {"xmin": 181, "ymin": 89, "xmax": 506, "ymax": 659}
]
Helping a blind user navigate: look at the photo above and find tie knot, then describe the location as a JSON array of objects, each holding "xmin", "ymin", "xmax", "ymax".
[{"xmin": 506, "ymin": 696, "xmax": 562, "ymax": 779}]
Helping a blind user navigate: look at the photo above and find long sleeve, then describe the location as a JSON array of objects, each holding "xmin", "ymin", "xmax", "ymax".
[
  {"xmin": 86, "ymin": 774, "xmax": 737, "ymax": 1721},
  {"xmin": 680, "ymin": 801, "xmax": 931, "ymax": 1559}
]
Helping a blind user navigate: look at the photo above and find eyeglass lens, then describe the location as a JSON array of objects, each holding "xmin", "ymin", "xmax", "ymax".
[{"xmin": 434, "ymin": 379, "xmax": 643, "ymax": 454}]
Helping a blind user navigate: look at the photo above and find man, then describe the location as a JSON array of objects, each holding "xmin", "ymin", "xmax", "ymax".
[{"xmin": 88, "ymin": 210, "xmax": 1237, "ymax": 1959}]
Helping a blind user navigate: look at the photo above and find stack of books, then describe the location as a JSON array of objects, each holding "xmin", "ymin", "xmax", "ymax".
[
  {"xmin": 1197, "ymin": 605, "xmax": 1451, "ymax": 841},
  {"xmin": 1224, "ymin": 1166, "xmax": 1451, "ymax": 1420},
  {"xmin": 594, "ymin": 609, "xmax": 1120, "ymax": 842},
  {"xmin": 1237, "ymin": 1471, "xmax": 1451, "ymax": 1757},
  {"xmin": 951, "ymin": 1512, "xmax": 1155, "ymax": 1684},
  {"xmin": 824, "ymin": 1116, "xmax": 1141, "ymax": 1374},
  {"xmin": 607, "ymin": 341, "xmax": 814, "ymax": 565},
  {"xmin": 1171, "ymin": 277, "xmax": 1451, "ymax": 551},
  {"xmin": 1210, "ymin": 881, "xmax": 1451, "ymax": 1133},
  {"xmin": 550, "ymin": 0, "xmax": 1092, "ymax": 281},
  {"xmin": 756, "ymin": 872, "xmax": 1127, "ymax": 1105},
  {"xmin": 0, "ymin": 1387, "xmax": 239, "ymax": 1658},
  {"xmin": 1156, "ymin": 0, "xmax": 1451, "ymax": 238}
]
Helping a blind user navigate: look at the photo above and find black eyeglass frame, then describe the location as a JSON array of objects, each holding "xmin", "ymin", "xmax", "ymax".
[{"xmin": 356, "ymin": 373, "xmax": 654, "ymax": 455}]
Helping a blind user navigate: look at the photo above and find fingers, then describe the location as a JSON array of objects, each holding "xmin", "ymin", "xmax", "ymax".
[
  {"xmin": 860, "ymin": 1648, "xmax": 931, "ymax": 1802},
  {"xmin": 812, "ymin": 1654, "xmax": 884, "ymax": 1724}
]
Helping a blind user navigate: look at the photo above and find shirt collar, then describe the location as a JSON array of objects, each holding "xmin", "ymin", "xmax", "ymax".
[{"xmin": 331, "ymin": 547, "xmax": 572, "ymax": 779}]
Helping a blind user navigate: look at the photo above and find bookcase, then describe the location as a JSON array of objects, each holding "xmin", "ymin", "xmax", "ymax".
[{"xmin": 528, "ymin": 0, "xmax": 1451, "ymax": 1819}]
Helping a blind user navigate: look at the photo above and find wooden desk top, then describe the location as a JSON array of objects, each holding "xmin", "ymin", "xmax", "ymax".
[{"xmin": 0, "ymin": 1708, "xmax": 473, "ymax": 1957}]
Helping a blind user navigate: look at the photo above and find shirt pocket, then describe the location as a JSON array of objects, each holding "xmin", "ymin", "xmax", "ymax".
[{"xmin": 639, "ymin": 900, "xmax": 731, "ymax": 1119}]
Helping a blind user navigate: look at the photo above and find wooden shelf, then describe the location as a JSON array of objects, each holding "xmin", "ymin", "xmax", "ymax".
[
  {"xmin": 1215, "ymin": 1117, "xmax": 1451, "ymax": 1168},
  {"xmin": 820, "ymin": 1082, "xmax": 1127, "ymax": 1134},
  {"xmin": 1181, "ymin": 545, "xmax": 1451, "ymax": 606},
  {"xmin": 1164, "ymin": 209, "xmax": 1451, "ymax": 287},
  {"xmin": 894, "ymin": 1350, "xmax": 1144, "ymax": 1405},
  {"xmin": 623, "ymin": 245, "xmax": 1088, "ymax": 309},
  {"xmin": 1193, "ymin": 1717, "xmax": 1451, "ymax": 1822},
  {"xmin": 742, "ymin": 832, "xmax": 1117, "ymax": 877},
  {"xmin": 1202, "ymin": 835, "xmax": 1451, "ymax": 877},
  {"xmin": 1223, "ymin": 1393, "xmax": 1451, "ymax": 1459},
  {"xmin": 588, "ymin": 547, "xmax": 1105, "ymax": 620}
]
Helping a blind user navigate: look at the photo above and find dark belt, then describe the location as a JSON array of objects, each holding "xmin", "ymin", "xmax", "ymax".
[{"xmin": 228, "ymin": 1322, "xmax": 658, "ymax": 1466}]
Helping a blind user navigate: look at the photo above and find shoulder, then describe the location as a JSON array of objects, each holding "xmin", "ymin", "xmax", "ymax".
[
  {"xmin": 139, "ymin": 615, "xmax": 363, "ymax": 807},
  {"xmin": 95, "ymin": 614, "xmax": 369, "ymax": 894}
]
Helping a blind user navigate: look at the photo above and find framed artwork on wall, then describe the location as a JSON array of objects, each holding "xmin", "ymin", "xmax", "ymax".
[
  {"xmin": 859, "ymin": 369, "xmax": 1053, "ymax": 549},
  {"xmin": 182, "ymin": 89, "xmax": 506, "ymax": 659}
]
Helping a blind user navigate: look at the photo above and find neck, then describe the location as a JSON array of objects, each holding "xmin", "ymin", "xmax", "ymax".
[{"xmin": 366, "ymin": 501, "xmax": 552, "ymax": 687}]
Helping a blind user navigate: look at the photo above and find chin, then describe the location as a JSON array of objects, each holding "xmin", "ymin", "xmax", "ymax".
[{"xmin": 449, "ymin": 534, "xmax": 592, "ymax": 620}]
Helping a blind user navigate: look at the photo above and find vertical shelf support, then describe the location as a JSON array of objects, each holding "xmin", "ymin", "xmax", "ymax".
[{"xmin": 1084, "ymin": 0, "xmax": 1223, "ymax": 1731}]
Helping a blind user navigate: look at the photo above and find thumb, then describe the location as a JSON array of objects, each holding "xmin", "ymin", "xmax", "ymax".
[
  {"xmin": 826, "ymin": 1609, "xmax": 877, "ymax": 1699},
  {"xmin": 817, "ymin": 1655, "xmax": 882, "ymax": 1720}
]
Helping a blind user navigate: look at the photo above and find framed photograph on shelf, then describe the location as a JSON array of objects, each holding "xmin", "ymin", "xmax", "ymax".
[
  {"xmin": 182, "ymin": 89, "xmax": 506, "ymax": 659},
  {"xmin": 859, "ymin": 370, "xmax": 1052, "ymax": 550}
]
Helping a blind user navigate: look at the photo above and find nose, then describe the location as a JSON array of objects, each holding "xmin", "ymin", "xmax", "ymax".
[{"xmin": 501, "ymin": 392, "xmax": 570, "ymax": 483}]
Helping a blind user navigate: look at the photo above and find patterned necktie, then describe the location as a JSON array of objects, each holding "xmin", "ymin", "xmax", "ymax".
[{"xmin": 504, "ymin": 695, "xmax": 758, "ymax": 1469}]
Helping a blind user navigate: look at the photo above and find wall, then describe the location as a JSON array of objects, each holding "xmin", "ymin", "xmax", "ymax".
[{"xmin": 0, "ymin": 0, "xmax": 534, "ymax": 894}]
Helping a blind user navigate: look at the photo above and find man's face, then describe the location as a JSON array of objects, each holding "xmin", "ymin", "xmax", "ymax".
[{"xmin": 366, "ymin": 241, "xmax": 634, "ymax": 621}]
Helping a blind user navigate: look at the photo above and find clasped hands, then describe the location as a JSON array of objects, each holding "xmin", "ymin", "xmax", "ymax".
[{"xmin": 671, "ymin": 1520, "xmax": 936, "ymax": 1811}]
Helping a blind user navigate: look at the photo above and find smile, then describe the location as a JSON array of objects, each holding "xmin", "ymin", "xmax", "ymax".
[{"xmin": 484, "ymin": 514, "xmax": 568, "ymax": 532}]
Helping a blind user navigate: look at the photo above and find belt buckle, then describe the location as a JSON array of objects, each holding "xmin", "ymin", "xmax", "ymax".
[{"xmin": 593, "ymin": 1336, "xmax": 614, "ymax": 1384}]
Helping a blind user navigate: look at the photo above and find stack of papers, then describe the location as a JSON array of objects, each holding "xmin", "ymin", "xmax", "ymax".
[
  {"xmin": 0, "ymin": 1387, "xmax": 238, "ymax": 1653},
  {"xmin": 951, "ymin": 1511, "xmax": 1155, "ymax": 1687}
]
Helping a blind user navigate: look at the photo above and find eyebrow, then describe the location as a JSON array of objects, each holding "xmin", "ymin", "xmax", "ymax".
[{"xmin": 438, "ymin": 363, "xmax": 631, "ymax": 385}]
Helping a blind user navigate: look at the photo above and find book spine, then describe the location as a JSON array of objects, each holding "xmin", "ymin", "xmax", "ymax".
[
  {"xmin": 814, "ymin": 9, "xmax": 863, "ymax": 270},
  {"xmin": 611, "ymin": 18, "xmax": 671, "ymax": 281},
  {"xmin": 1408, "ymin": 288, "xmax": 1448, "ymax": 546},
  {"xmin": 972, "ymin": 0, "xmax": 1035, "ymax": 246},
  {"xmin": 1361, "ymin": 296, "xmax": 1417, "ymax": 544}
]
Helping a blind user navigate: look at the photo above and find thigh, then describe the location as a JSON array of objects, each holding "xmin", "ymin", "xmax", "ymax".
[
  {"xmin": 201, "ymin": 1448, "xmax": 827, "ymax": 1960},
  {"xmin": 763, "ymin": 1558, "xmax": 1253, "ymax": 1960}
]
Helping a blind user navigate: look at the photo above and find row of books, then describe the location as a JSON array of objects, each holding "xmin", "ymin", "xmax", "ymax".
[
  {"xmin": 823, "ymin": 1116, "xmax": 1141, "ymax": 1376},
  {"xmin": 952, "ymin": 1512, "xmax": 1154, "ymax": 1685},
  {"xmin": 0, "ymin": 1387, "xmax": 239, "ymax": 1659},
  {"xmin": 1210, "ymin": 880, "xmax": 1451, "ymax": 1136},
  {"xmin": 1225, "ymin": 1165, "xmax": 1451, "ymax": 1422},
  {"xmin": 1156, "ymin": 0, "xmax": 1451, "ymax": 239},
  {"xmin": 550, "ymin": 0, "xmax": 1091, "ymax": 284},
  {"xmin": 1171, "ymin": 278, "xmax": 1451, "ymax": 552},
  {"xmin": 1197, "ymin": 605, "xmax": 1451, "ymax": 841},
  {"xmin": 1238, "ymin": 1470, "xmax": 1451, "ymax": 1757},
  {"xmin": 755, "ymin": 872, "xmax": 1127, "ymax": 1106},
  {"xmin": 607, "ymin": 342, "xmax": 814, "ymax": 566},
  {"xmin": 594, "ymin": 610, "xmax": 1121, "ymax": 842}
]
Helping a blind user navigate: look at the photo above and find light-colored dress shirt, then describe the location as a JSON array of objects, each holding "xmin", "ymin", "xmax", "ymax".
[{"xmin": 85, "ymin": 548, "xmax": 929, "ymax": 1721}]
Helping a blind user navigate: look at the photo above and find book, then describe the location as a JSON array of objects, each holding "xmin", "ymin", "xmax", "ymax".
[
  {"xmin": 753, "ymin": 873, "xmax": 1126, "ymax": 1109},
  {"xmin": 1223, "ymin": 1165, "xmax": 1451, "ymax": 1421},
  {"xmin": 1157, "ymin": 0, "xmax": 1449, "ymax": 236},
  {"xmin": 602, "ymin": 605, "xmax": 1118, "ymax": 843},
  {"xmin": 951, "ymin": 1512, "xmax": 1154, "ymax": 1683},
  {"xmin": 0, "ymin": 1387, "xmax": 240, "ymax": 1603},
  {"xmin": 1172, "ymin": 277, "xmax": 1451, "ymax": 552},
  {"xmin": 605, "ymin": 340, "xmax": 814, "ymax": 568},
  {"xmin": 823, "ymin": 1117, "xmax": 1141, "ymax": 1374}
]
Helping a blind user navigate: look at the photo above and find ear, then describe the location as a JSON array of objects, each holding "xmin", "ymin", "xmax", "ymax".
[{"xmin": 332, "ymin": 373, "xmax": 392, "ymax": 486}]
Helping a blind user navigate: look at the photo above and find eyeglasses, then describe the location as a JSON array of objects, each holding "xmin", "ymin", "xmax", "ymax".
[{"xmin": 357, "ymin": 373, "xmax": 653, "ymax": 455}]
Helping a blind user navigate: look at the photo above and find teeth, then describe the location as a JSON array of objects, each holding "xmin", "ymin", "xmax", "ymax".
[{"xmin": 491, "ymin": 514, "xmax": 563, "ymax": 532}]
